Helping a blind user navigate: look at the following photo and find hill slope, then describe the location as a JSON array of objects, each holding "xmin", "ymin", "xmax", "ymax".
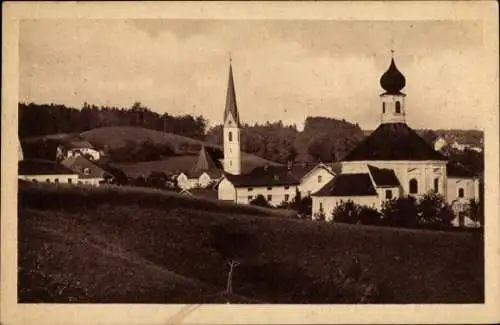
[{"xmin": 18, "ymin": 183, "xmax": 484, "ymax": 304}]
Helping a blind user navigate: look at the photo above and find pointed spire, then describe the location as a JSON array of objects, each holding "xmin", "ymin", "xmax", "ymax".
[
  {"xmin": 193, "ymin": 145, "xmax": 218, "ymax": 172},
  {"xmin": 223, "ymin": 58, "xmax": 240, "ymax": 127}
]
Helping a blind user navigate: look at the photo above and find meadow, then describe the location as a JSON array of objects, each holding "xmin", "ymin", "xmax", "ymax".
[{"xmin": 18, "ymin": 182, "xmax": 484, "ymax": 303}]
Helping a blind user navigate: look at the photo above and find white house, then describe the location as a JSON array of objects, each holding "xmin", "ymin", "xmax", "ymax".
[
  {"xmin": 433, "ymin": 136, "xmax": 447, "ymax": 152},
  {"xmin": 311, "ymin": 56, "xmax": 480, "ymax": 226},
  {"xmin": 61, "ymin": 155, "xmax": 107, "ymax": 186},
  {"xmin": 57, "ymin": 140, "xmax": 103, "ymax": 162},
  {"xmin": 18, "ymin": 159, "xmax": 79, "ymax": 184},
  {"xmin": 288, "ymin": 162, "xmax": 337, "ymax": 197},
  {"xmin": 176, "ymin": 145, "xmax": 224, "ymax": 190}
]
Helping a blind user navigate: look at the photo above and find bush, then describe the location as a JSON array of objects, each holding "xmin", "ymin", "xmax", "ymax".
[
  {"xmin": 467, "ymin": 199, "xmax": 484, "ymax": 227},
  {"xmin": 250, "ymin": 195, "xmax": 272, "ymax": 208},
  {"xmin": 381, "ymin": 196, "xmax": 418, "ymax": 228},
  {"xmin": 417, "ymin": 193, "xmax": 454, "ymax": 227},
  {"xmin": 358, "ymin": 206, "xmax": 383, "ymax": 225},
  {"xmin": 331, "ymin": 200, "xmax": 361, "ymax": 224}
]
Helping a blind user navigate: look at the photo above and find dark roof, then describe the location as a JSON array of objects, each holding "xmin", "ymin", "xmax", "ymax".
[
  {"xmin": 447, "ymin": 161, "xmax": 476, "ymax": 178},
  {"xmin": 225, "ymin": 165, "xmax": 300, "ymax": 187},
  {"xmin": 223, "ymin": 62, "xmax": 240, "ymax": 127},
  {"xmin": 313, "ymin": 173, "xmax": 377, "ymax": 196},
  {"xmin": 380, "ymin": 57, "xmax": 406, "ymax": 96},
  {"xmin": 188, "ymin": 145, "xmax": 223, "ymax": 178},
  {"xmin": 367, "ymin": 165, "xmax": 400, "ymax": 187},
  {"xmin": 343, "ymin": 123, "xmax": 447, "ymax": 161},
  {"xmin": 19, "ymin": 159, "xmax": 76, "ymax": 176},
  {"xmin": 61, "ymin": 156, "xmax": 107, "ymax": 179}
]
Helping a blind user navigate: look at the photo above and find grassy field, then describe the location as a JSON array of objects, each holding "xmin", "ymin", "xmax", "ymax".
[{"xmin": 18, "ymin": 183, "xmax": 484, "ymax": 304}]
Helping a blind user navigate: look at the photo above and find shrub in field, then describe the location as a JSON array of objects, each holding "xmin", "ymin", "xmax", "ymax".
[
  {"xmin": 312, "ymin": 211, "xmax": 326, "ymax": 221},
  {"xmin": 381, "ymin": 196, "xmax": 418, "ymax": 228},
  {"xmin": 417, "ymin": 193, "xmax": 454, "ymax": 227},
  {"xmin": 358, "ymin": 206, "xmax": 383, "ymax": 225},
  {"xmin": 331, "ymin": 200, "xmax": 361, "ymax": 224}
]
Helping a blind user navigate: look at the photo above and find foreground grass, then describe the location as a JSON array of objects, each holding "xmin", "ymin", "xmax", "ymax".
[{"xmin": 18, "ymin": 183, "xmax": 484, "ymax": 303}]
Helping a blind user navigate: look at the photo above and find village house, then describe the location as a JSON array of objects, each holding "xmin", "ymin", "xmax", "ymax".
[
  {"xmin": 56, "ymin": 139, "xmax": 103, "ymax": 162},
  {"xmin": 176, "ymin": 145, "xmax": 224, "ymax": 190},
  {"xmin": 433, "ymin": 136, "xmax": 448, "ymax": 152},
  {"xmin": 19, "ymin": 159, "xmax": 80, "ymax": 184},
  {"xmin": 216, "ymin": 61, "xmax": 337, "ymax": 206},
  {"xmin": 60, "ymin": 155, "xmax": 108, "ymax": 186},
  {"xmin": 311, "ymin": 56, "xmax": 481, "ymax": 226}
]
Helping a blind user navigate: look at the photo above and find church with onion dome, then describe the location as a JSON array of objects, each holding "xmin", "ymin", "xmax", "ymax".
[{"xmin": 311, "ymin": 55, "xmax": 480, "ymax": 226}]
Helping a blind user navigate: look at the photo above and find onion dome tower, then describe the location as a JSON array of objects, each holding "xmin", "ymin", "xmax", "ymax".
[{"xmin": 380, "ymin": 53, "xmax": 407, "ymax": 124}]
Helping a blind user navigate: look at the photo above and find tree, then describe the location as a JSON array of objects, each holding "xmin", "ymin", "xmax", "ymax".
[
  {"xmin": 331, "ymin": 200, "xmax": 361, "ymax": 224},
  {"xmin": 249, "ymin": 195, "xmax": 271, "ymax": 208},
  {"xmin": 381, "ymin": 196, "xmax": 419, "ymax": 228},
  {"xmin": 147, "ymin": 171, "xmax": 169, "ymax": 189},
  {"xmin": 467, "ymin": 198, "xmax": 484, "ymax": 227},
  {"xmin": 207, "ymin": 225, "xmax": 256, "ymax": 300},
  {"xmin": 417, "ymin": 193, "xmax": 454, "ymax": 227}
]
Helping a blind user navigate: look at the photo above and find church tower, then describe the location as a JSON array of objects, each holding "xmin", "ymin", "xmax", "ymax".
[
  {"xmin": 379, "ymin": 54, "xmax": 407, "ymax": 124},
  {"xmin": 223, "ymin": 59, "xmax": 242, "ymax": 175}
]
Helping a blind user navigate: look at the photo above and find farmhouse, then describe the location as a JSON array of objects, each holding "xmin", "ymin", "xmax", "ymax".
[
  {"xmin": 60, "ymin": 155, "xmax": 108, "ymax": 186},
  {"xmin": 18, "ymin": 159, "xmax": 79, "ymax": 184},
  {"xmin": 216, "ymin": 61, "xmax": 336, "ymax": 206},
  {"xmin": 311, "ymin": 56, "xmax": 481, "ymax": 225},
  {"xmin": 177, "ymin": 145, "xmax": 224, "ymax": 190},
  {"xmin": 57, "ymin": 140, "xmax": 103, "ymax": 162}
]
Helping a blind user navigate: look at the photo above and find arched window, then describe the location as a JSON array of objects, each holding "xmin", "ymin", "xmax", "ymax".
[
  {"xmin": 434, "ymin": 178, "xmax": 439, "ymax": 193},
  {"xmin": 382, "ymin": 102, "xmax": 386, "ymax": 113},
  {"xmin": 458, "ymin": 188, "xmax": 464, "ymax": 198},
  {"xmin": 228, "ymin": 131, "xmax": 233, "ymax": 142},
  {"xmin": 395, "ymin": 101, "xmax": 401, "ymax": 114},
  {"xmin": 409, "ymin": 178, "xmax": 418, "ymax": 194}
]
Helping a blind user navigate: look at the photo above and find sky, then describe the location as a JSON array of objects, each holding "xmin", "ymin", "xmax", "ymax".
[{"xmin": 19, "ymin": 19, "xmax": 487, "ymax": 130}]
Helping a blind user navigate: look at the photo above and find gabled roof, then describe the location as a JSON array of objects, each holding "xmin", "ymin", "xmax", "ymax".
[
  {"xmin": 61, "ymin": 156, "xmax": 107, "ymax": 179},
  {"xmin": 313, "ymin": 173, "xmax": 377, "ymax": 197},
  {"xmin": 287, "ymin": 162, "xmax": 336, "ymax": 180},
  {"xmin": 367, "ymin": 165, "xmax": 400, "ymax": 187},
  {"xmin": 343, "ymin": 123, "xmax": 446, "ymax": 161},
  {"xmin": 447, "ymin": 161, "xmax": 476, "ymax": 178},
  {"xmin": 223, "ymin": 62, "xmax": 240, "ymax": 127},
  {"xmin": 19, "ymin": 159, "xmax": 76, "ymax": 176},
  {"xmin": 224, "ymin": 165, "xmax": 300, "ymax": 187}
]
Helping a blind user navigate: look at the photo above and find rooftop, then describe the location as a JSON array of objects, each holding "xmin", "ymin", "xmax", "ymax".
[
  {"xmin": 313, "ymin": 173, "xmax": 377, "ymax": 197},
  {"xmin": 367, "ymin": 165, "xmax": 400, "ymax": 187},
  {"xmin": 19, "ymin": 159, "xmax": 76, "ymax": 176}
]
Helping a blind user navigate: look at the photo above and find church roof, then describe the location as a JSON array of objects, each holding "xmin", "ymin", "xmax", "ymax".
[
  {"xmin": 380, "ymin": 57, "xmax": 406, "ymax": 96},
  {"xmin": 343, "ymin": 123, "xmax": 447, "ymax": 161},
  {"xmin": 224, "ymin": 165, "xmax": 300, "ymax": 187},
  {"xmin": 367, "ymin": 165, "xmax": 400, "ymax": 187},
  {"xmin": 313, "ymin": 173, "xmax": 377, "ymax": 196},
  {"xmin": 447, "ymin": 161, "xmax": 476, "ymax": 178},
  {"xmin": 223, "ymin": 62, "xmax": 241, "ymax": 127}
]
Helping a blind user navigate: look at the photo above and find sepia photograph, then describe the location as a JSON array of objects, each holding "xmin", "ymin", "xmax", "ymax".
[{"xmin": 2, "ymin": 1, "xmax": 499, "ymax": 324}]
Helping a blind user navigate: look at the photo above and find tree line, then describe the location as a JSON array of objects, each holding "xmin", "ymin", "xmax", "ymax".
[{"xmin": 19, "ymin": 102, "xmax": 207, "ymax": 140}]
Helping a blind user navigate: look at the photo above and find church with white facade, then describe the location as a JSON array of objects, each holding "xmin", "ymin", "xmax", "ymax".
[{"xmin": 311, "ymin": 56, "xmax": 480, "ymax": 222}]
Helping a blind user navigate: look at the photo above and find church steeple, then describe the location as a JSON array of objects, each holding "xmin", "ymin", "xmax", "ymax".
[
  {"xmin": 380, "ymin": 52, "xmax": 407, "ymax": 124},
  {"xmin": 224, "ymin": 58, "xmax": 240, "ymax": 128},
  {"xmin": 223, "ymin": 58, "xmax": 242, "ymax": 175}
]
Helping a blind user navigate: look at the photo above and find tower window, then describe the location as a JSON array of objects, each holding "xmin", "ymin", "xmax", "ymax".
[
  {"xmin": 395, "ymin": 101, "xmax": 401, "ymax": 114},
  {"xmin": 409, "ymin": 179, "xmax": 418, "ymax": 194},
  {"xmin": 228, "ymin": 131, "xmax": 233, "ymax": 142},
  {"xmin": 458, "ymin": 188, "xmax": 464, "ymax": 198},
  {"xmin": 382, "ymin": 102, "xmax": 386, "ymax": 113},
  {"xmin": 434, "ymin": 178, "xmax": 439, "ymax": 193}
]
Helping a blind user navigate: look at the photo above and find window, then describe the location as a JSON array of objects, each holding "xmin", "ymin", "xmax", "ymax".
[
  {"xmin": 248, "ymin": 187, "xmax": 253, "ymax": 192},
  {"xmin": 434, "ymin": 178, "xmax": 439, "ymax": 193},
  {"xmin": 385, "ymin": 189, "xmax": 393, "ymax": 200},
  {"xmin": 395, "ymin": 101, "xmax": 401, "ymax": 114},
  {"xmin": 267, "ymin": 187, "xmax": 272, "ymax": 190},
  {"xmin": 284, "ymin": 186, "xmax": 290, "ymax": 190},
  {"xmin": 382, "ymin": 102, "xmax": 386, "ymax": 113},
  {"xmin": 32, "ymin": 179, "xmax": 37, "ymax": 182},
  {"xmin": 318, "ymin": 175, "xmax": 322, "ymax": 183},
  {"xmin": 248, "ymin": 195, "xmax": 253, "ymax": 201},
  {"xmin": 228, "ymin": 131, "xmax": 233, "ymax": 142},
  {"xmin": 68, "ymin": 178, "xmax": 72, "ymax": 184},
  {"xmin": 458, "ymin": 188, "xmax": 464, "ymax": 198},
  {"xmin": 46, "ymin": 179, "xmax": 50, "ymax": 183},
  {"xmin": 409, "ymin": 179, "xmax": 418, "ymax": 194},
  {"xmin": 83, "ymin": 167, "xmax": 90, "ymax": 176},
  {"xmin": 267, "ymin": 195, "xmax": 272, "ymax": 202},
  {"xmin": 54, "ymin": 178, "xmax": 59, "ymax": 184},
  {"xmin": 285, "ymin": 194, "xmax": 290, "ymax": 202},
  {"xmin": 319, "ymin": 202, "xmax": 324, "ymax": 212}
]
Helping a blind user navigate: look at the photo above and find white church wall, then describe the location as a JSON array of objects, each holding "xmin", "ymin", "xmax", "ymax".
[
  {"xmin": 299, "ymin": 167, "xmax": 335, "ymax": 197},
  {"xmin": 446, "ymin": 177, "xmax": 479, "ymax": 203},
  {"xmin": 223, "ymin": 123, "xmax": 241, "ymax": 175}
]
